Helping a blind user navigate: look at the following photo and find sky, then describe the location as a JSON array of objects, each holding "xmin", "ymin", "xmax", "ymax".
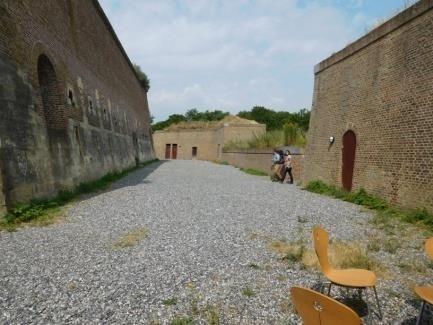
[{"xmin": 99, "ymin": 0, "xmax": 414, "ymax": 122}]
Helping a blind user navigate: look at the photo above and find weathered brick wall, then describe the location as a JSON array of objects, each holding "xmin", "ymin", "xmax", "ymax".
[
  {"xmin": 0, "ymin": 0, "xmax": 154, "ymax": 209},
  {"xmin": 153, "ymin": 123, "xmax": 266, "ymax": 161},
  {"xmin": 221, "ymin": 149, "xmax": 304, "ymax": 183},
  {"xmin": 304, "ymin": 0, "xmax": 433, "ymax": 212},
  {"xmin": 154, "ymin": 130, "xmax": 219, "ymax": 161}
]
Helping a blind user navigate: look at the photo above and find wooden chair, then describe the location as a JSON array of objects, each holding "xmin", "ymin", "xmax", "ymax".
[
  {"xmin": 291, "ymin": 286, "xmax": 361, "ymax": 325},
  {"xmin": 414, "ymin": 237, "xmax": 433, "ymax": 325},
  {"xmin": 312, "ymin": 226, "xmax": 382, "ymax": 323}
]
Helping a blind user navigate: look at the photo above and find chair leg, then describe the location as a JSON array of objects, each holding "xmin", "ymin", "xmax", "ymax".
[
  {"xmin": 327, "ymin": 283, "xmax": 332, "ymax": 296},
  {"xmin": 373, "ymin": 286, "xmax": 383, "ymax": 320},
  {"xmin": 364, "ymin": 288, "xmax": 372, "ymax": 325},
  {"xmin": 416, "ymin": 301, "xmax": 426, "ymax": 325}
]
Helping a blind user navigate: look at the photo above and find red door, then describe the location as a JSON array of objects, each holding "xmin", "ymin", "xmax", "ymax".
[
  {"xmin": 342, "ymin": 130, "xmax": 356, "ymax": 191},
  {"xmin": 165, "ymin": 144, "xmax": 171, "ymax": 159},
  {"xmin": 172, "ymin": 144, "xmax": 178, "ymax": 159}
]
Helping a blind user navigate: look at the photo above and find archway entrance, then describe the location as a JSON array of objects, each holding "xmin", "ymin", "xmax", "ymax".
[
  {"xmin": 37, "ymin": 54, "xmax": 62, "ymax": 129},
  {"xmin": 342, "ymin": 130, "xmax": 356, "ymax": 191}
]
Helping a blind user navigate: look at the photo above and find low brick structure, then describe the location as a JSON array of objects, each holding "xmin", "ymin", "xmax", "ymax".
[
  {"xmin": 304, "ymin": 0, "xmax": 433, "ymax": 211},
  {"xmin": 153, "ymin": 116, "xmax": 266, "ymax": 161},
  {"xmin": 221, "ymin": 148, "xmax": 304, "ymax": 183},
  {"xmin": 0, "ymin": 0, "xmax": 154, "ymax": 212}
]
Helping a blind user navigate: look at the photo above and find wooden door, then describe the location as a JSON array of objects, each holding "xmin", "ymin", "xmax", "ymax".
[
  {"xmin": 172, "ymin": 144, "xmax": 178, "ymax": 159},
  {"xmin": 165, "ymin": 144, "xmax": 171, "ymax": 159},
  {"xmin": 342, "ymin": 130, "xmax": 356, "ymax": 191}
]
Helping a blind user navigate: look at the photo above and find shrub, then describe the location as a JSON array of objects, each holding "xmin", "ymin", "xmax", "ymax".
[{"xmin": 305, "ymin": 180, "xmax": 433, "ymax": 230}]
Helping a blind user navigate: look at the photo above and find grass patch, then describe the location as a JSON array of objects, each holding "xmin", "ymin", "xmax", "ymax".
[
  {"xmin": 202, "ymin": 305, "xmax": 220, "ymax": 325},
  {"xmin": 367, "ymin": 241, "xmax": 380, "ymax": 252},
  {"xmin": 171, "ymin": 316, "xmax": 194, "ymax": 325},
  {"xmin": 240, "ymin": 168, "xmax": 268, "ymax": 176},
  {"xmin": 213, "ymin": 160, "xmax": 230, "ymax": 165},
  {"xmin": 248, "ymin": 263, "xmax": 260, "ymax": 270},
  {"xmin": 242, "ymin": 288, "xmax": 256, "ymax": 297},
  {"xmin": 113, "ymin": 227, "xmax": 149, "ymax": 249},
  {"xmin": 305, "ymin": 180, "xmax": 433, "ymax": 230},
  {"xmin": 267, "ymin": 238, "xmax": 387, "ymax": 277},
  {"xmin": 162, "ymin": 298, "xmax": 178, "ymax": 306},
  {"xmin": 398, "ymin": 262, "xmax": 427, "ymax": 274},
  {"xmin": 0, "ymin": 159, "xmax": 158, "ymax": 231}
]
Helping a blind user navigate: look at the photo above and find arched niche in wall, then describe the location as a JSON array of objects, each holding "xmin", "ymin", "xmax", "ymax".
[{"xmin": 37, "ymin": 54, "xmax": 64, "ymax": 129}]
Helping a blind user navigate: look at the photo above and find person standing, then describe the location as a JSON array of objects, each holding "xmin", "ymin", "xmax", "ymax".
[{"xmin": 283, "ymin": 150, "xmax": 294, "ymax": 184}]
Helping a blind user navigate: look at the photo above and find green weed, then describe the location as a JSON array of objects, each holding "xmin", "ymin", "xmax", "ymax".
[
  {"xmin": 162, "ymin": 298, "xmax": 178, "ymax": 306},
  {"xmin": 305, "ymin": 180, "xmax": 433, "ymax": 230},
  {"xmin": 171, "ymin": 316, "xmax": 194, "ymax": 325},
  {"xmin": 240, "ymin": 168, "xmax": 268, "ymax": 176},
  {"xmin": 242, "ymin": 288, "xmax": 256, "ymax": 297}
]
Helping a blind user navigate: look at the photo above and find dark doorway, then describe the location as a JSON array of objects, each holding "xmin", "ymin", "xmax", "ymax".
[
  {"xmin": 172, "ymin": 144, "xmax": 178, "ymax": 159},
  {"xmin": 192, "ymin": 147, "xmax": 197, "ymax": 159},
  {"xmin": 342, "ymin": 130, "xmax": 356, "ymax": 191},
  {"xmin": 165, "ymin": 144, "xmax": 171, "ymax": 159}
]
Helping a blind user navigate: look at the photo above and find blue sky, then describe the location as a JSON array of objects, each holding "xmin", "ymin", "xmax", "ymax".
[{"xmin": 99, "ymin": 0, "xmax": 414, "ymax": 122}]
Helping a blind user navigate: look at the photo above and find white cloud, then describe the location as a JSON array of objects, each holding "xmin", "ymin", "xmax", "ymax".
[{"xmin": 99, "ymin": 0, "xmax": 376, "ymax": 121}]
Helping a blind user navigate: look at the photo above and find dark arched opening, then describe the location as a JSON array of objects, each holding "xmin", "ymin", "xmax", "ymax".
[
  {"xmin": 37, "ymin": 54, "xmax": 63, "ymax": 129},
  {"xmin": 342, "ymin": 130, "xmax": 357, "ymax": 191}
]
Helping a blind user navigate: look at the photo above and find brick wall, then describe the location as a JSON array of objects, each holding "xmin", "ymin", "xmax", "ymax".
[
  {"xmin": 304, "ymin": 0, "xmax": 433, "ymax": 212},
  {"xmin": 221, "ymin": 149, "xmax": 304, "ymax": 183},
  {"xmin": 0, "ymin": 0, "xmax": 154, "ymax": 210},
  {"xmin": 154, "ymin": 129, "xmax": 219, "ymax": 161},
  {"xmin": 153, "ymin": 123, "xmax": 266, "ymax": 161}
]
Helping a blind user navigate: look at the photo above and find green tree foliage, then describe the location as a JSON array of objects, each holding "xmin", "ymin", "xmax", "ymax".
[
  {"xmin": 152, "ymin": 109, "xmax": 229, "ymax": 131},
  {"xmin": 185, "ymin": 108, "xmax": 229, "ymax": 121},
  {"xmin": 152, "ymin": 114, "xmax": 187, "ymax": 131},
  {"xmin": 133, "ymin": 64, "xmax": 150, "ymax": 92},
  {"xmin": 237, "ymin": 106, "xmax": 310, "ymax": 131}
]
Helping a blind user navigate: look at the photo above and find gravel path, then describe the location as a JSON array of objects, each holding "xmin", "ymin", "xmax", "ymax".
[{"xmin": 0, "ymin": 160, "xmax": 429, "ymax": 324}]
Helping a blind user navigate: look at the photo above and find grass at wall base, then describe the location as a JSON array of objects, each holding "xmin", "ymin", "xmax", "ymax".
[
  {"xmin": 0, "ymin": 159, "xmax": 158, "ymax": 231},
  {"xmin": 305, "ymin": 180, "xmax": 433, "ymax": 231}
]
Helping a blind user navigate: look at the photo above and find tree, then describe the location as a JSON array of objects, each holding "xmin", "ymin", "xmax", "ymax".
[
  {"xmin": 152, "ymin": 114, "xmax": 186, "ymax": 131},
  {"xmin": 133, "ymin": 64, "xmax": 150, "ymax": 92},
  {"xmin": 237, "ymin": 106, "xmax": 310, "ymax": 132},
  {"xmin": 152, "ymin": 109, "xmax": 229, "ymax": 130}
]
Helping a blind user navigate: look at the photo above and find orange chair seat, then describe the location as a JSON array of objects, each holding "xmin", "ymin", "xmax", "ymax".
[
  {"xmin": 326, "ymin": 268, "xmax": 377, "ymax": 288},
  {"xmin": 415, "ymin": 286, "xmax": 433, "ymax": 305}
]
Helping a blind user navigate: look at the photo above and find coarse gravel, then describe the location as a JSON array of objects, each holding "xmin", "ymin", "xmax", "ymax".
[{"xmin": 0, "ymin": 160, "xmax": 430, "ymax": 324}]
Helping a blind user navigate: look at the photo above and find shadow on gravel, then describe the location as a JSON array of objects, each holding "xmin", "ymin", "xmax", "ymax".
[
  {"xmin": 310, "ymin": 282, "xmax": 370, "ymax": 319},
  {"xmin": 110, "ymin": 160, "xmax": 166, "ymax": 190},
  {"xmin": 77, "ymin": 161, "xmax": 166, "ymax": 202}
]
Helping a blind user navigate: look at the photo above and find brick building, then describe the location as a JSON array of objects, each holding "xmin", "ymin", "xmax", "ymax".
[
  {"xmin": 304, "ymin": 0, "xmax": 433, "ymax": 212},
  {"xmin": 153, "ymin": 116, "xmax": 266, "ymax": 161},
  {"xmin": 0, "ymin": 0, "xmax": 154, "ymax": 215}
]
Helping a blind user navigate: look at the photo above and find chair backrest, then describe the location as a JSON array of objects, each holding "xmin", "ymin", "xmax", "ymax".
[
  {"xmin": 291, "ymin": 286, "xmax": 361, "ymax": 325},
  {"xmin": 312, "ymin": 226, "xmax": 331, "ymax": 274},
  {"xmin": 425, "ymin": 237, "xmax": 433, "ymax": 260}
]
